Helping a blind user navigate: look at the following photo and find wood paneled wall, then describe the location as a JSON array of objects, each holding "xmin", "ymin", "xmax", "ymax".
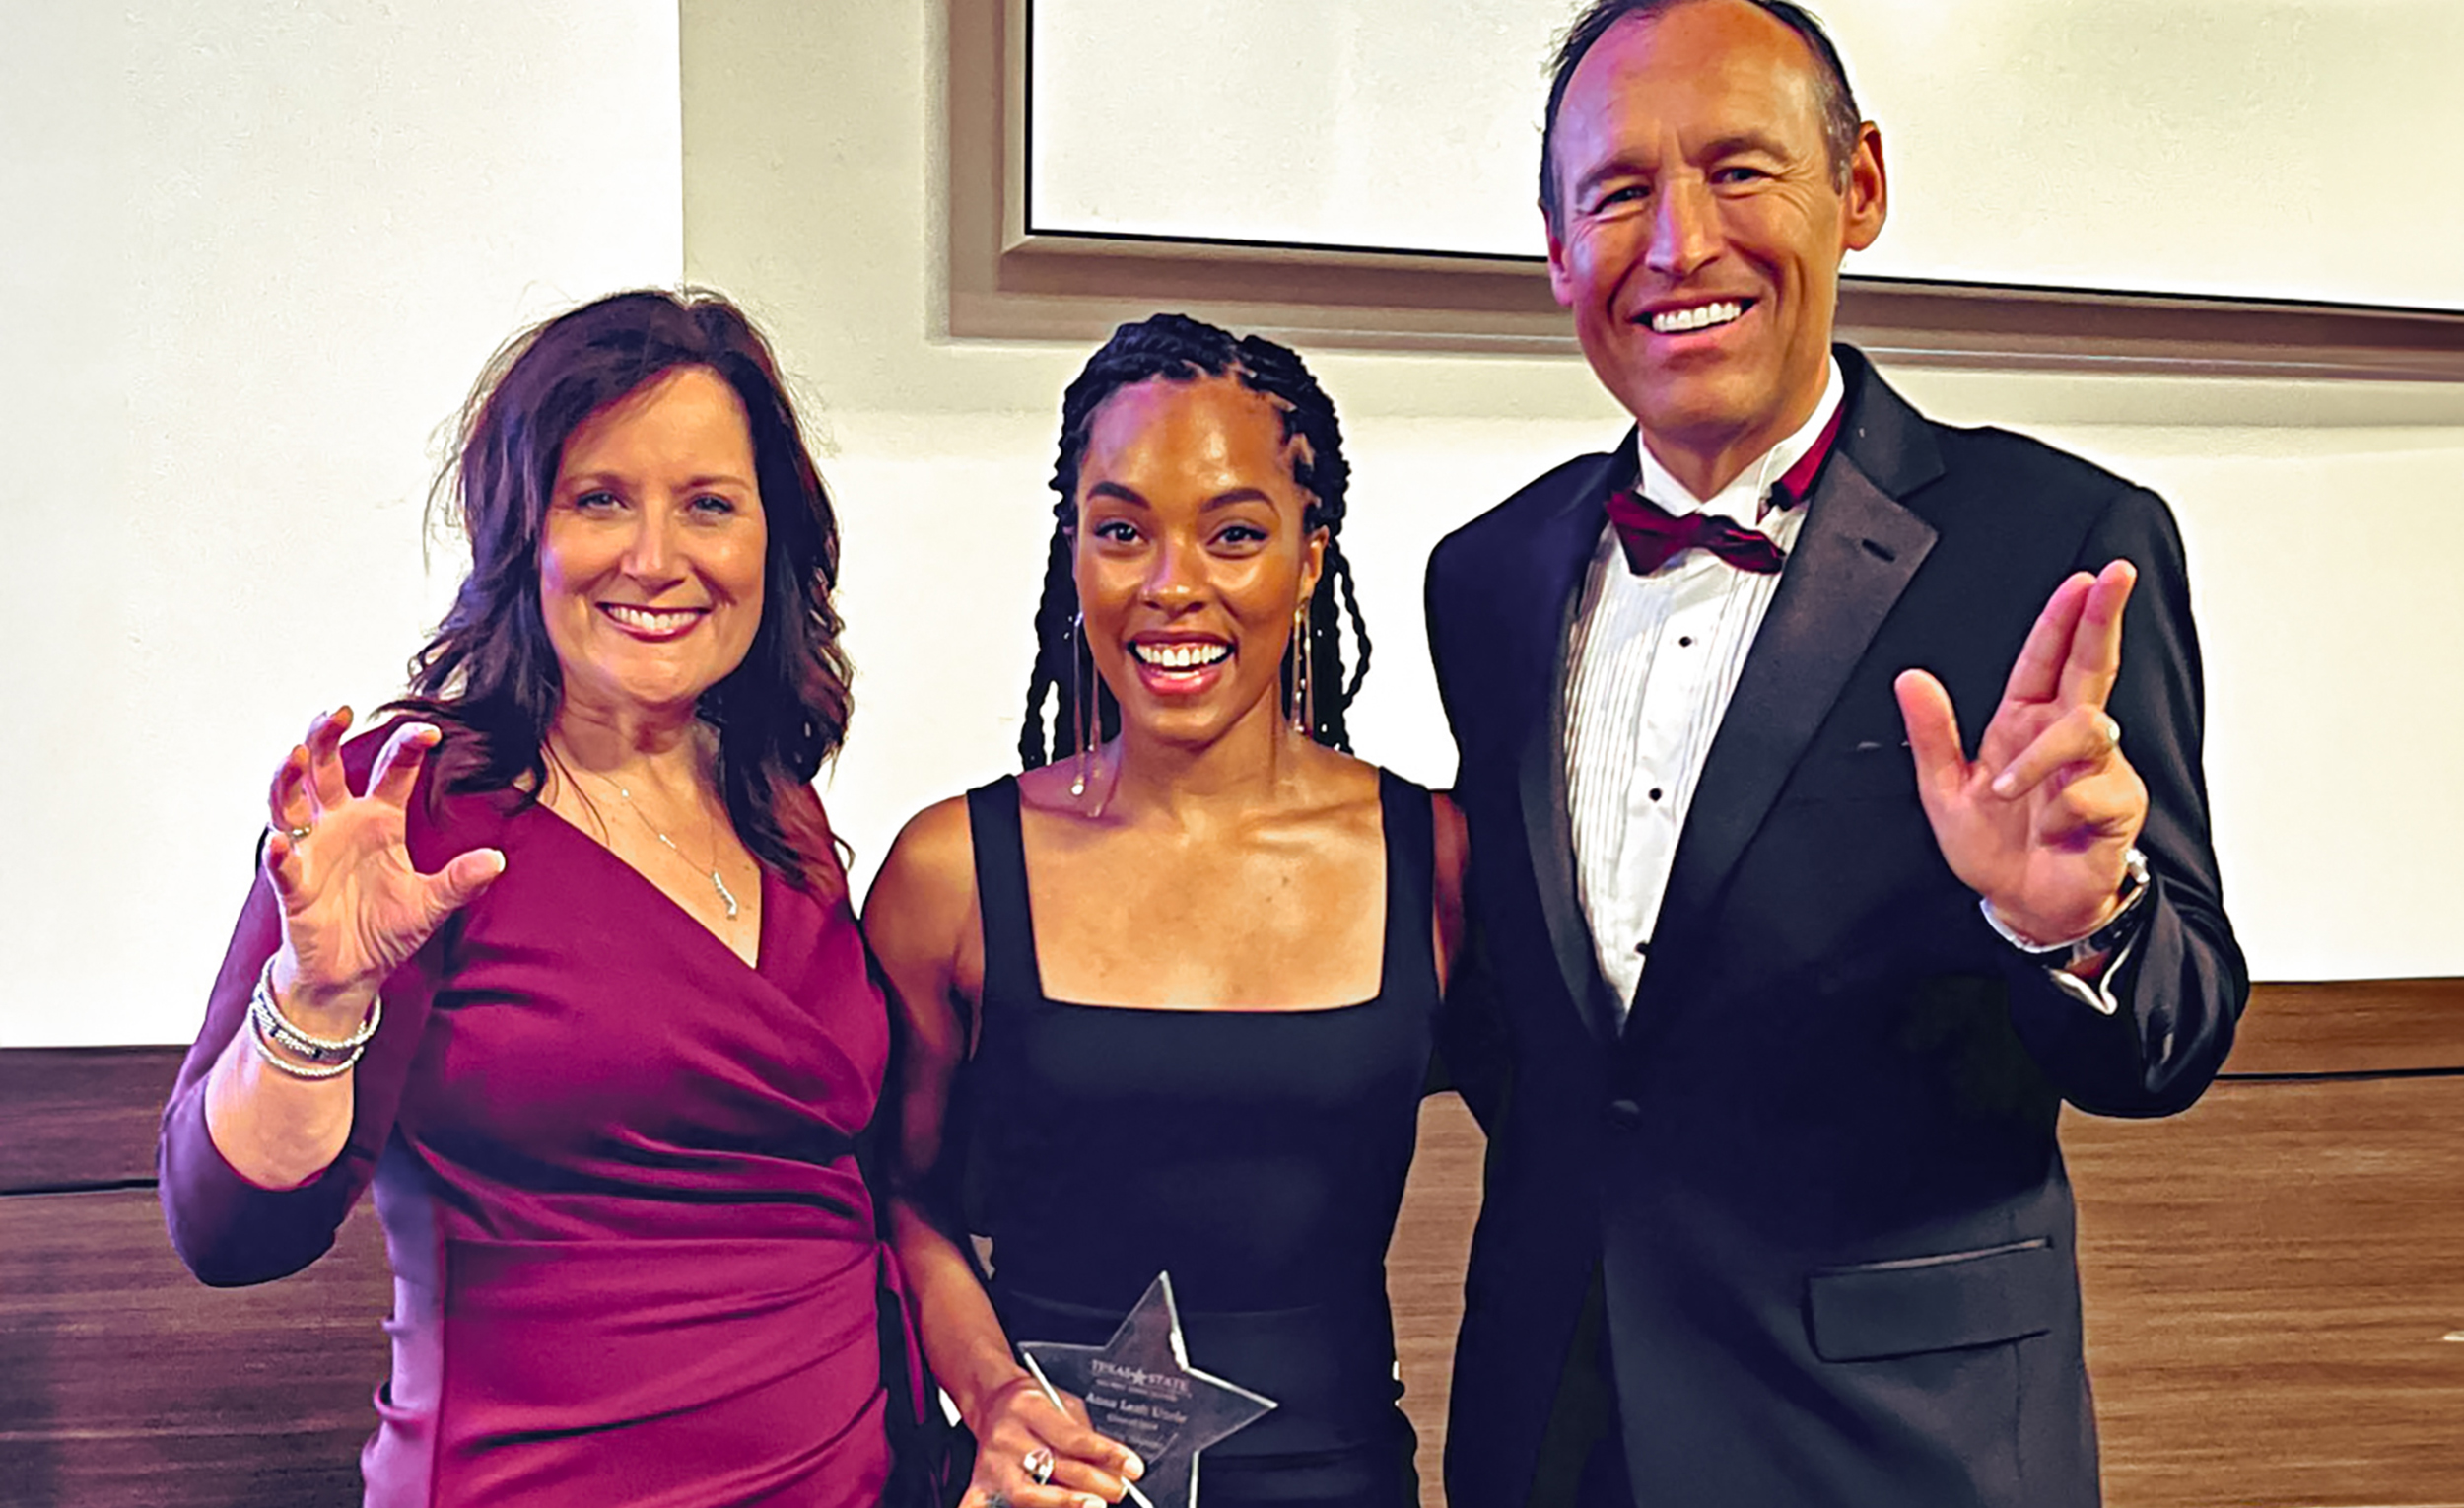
[
  {"xmin": 0, "ymin": 1050, "xmax": 389, "ymax": 1508},
  {"xmin": 5, "ymin": 982, "xmax": 2459, "ymax": 1507},
  {"xmin": 2065, "ymin": 983, "xmax": 2464, "ymax": 1508}
]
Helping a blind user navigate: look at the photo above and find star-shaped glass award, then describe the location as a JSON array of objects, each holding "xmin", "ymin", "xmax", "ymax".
[{"xmin": 1017, "ymin": 1271, "xmax": 1276, "ymax": 1508}]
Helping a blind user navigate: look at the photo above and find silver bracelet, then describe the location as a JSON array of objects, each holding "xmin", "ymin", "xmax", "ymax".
[
  {"xmin": 247, "ymin": 955, "xmax": 380, "ymax": 1072},
  {"xmin": 244, "ymin": 1008, "xmax": 362, "ymax": 1079}
]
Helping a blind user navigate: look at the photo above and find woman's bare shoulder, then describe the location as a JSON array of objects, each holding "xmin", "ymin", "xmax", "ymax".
[
  {"xmin": 864, "ymin": 794, "xmax": 980, "ymax": 949},
  {"xmin": 1300, "ymin": 744, "xmax": 1387, "ymax": 812}
]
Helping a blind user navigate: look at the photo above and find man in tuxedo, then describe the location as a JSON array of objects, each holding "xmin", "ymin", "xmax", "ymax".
[{"xmin": 1425, "ymin": 3, "xmax": 2247, "ymax": 1505}]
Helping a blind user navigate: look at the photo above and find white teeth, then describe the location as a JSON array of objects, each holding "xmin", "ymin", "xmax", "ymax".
[
  {"xmin": 606, "ymin": 604, "xmax": 699, "ymax": 631},
  {"xmin": 1133, "ymin": 642, "xmax": 1230, "ymax": 670},
  {"xmin": 1650, "ymin": 300, "xmax": 1745, "ymax": 334}
]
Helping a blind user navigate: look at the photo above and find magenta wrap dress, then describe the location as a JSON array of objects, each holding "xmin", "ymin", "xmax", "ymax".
[{"xmin": 159, "ymin": 744, "xmax": 907, "ymax": 1506}]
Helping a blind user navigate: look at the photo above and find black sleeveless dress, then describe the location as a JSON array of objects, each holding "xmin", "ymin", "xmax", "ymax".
[{"xmin": 961, "ymin": 771, "xmax": 1440, "ymax": 1508}]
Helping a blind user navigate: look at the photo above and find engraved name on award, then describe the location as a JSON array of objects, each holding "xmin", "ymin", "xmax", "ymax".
[{"xmin": 1018, "ymin": 1272, "xmax": 1276, "ymax": 1508}]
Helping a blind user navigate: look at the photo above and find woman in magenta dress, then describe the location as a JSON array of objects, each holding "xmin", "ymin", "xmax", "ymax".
[{"xmin": 159, "ymin": 290, "xmax": 913, "ymax": 1506}]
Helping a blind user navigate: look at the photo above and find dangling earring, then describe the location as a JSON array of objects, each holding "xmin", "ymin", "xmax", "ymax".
[
  {"xmin": 1301, "ymin": 603, "xmax": 1317, "ymax": 740},
  {"xmin": 1287, "ymin": 602, "xmax": 1314, "ymax": 742},
  {"xmin": 1069, "ymin": 610, "xmax": 1092, "ymax": 797}
]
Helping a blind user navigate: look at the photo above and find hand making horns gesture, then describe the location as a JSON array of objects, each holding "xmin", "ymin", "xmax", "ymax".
[
  {"xmin": 1893, "ymin": 560, "xmax": 2149, "ymax": 948},
  {"xmin": 260, "ymin": 707, "xmax": 505, "ymax": 1026}
]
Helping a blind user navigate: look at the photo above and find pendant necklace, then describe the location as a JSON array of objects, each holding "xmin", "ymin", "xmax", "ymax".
[{"xmin": 605, "ymin": 777, "xmax": 740, "ymax": 921}]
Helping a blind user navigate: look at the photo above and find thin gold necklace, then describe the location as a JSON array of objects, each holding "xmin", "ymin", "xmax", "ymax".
[
  {"xmin": 565, "ymin": 758, "xmax": 741, "ymax": 922},
  {"xmin": 609, "ymin": 778, "xmax": 739, "ymax": 920}
]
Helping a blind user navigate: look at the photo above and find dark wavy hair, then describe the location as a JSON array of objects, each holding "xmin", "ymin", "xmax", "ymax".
[
  {"xmin": 1539, "ymin": 0, "xmax": 1863, "ymax": 233},
  {"xmin": 1019, "ymin": 313, "xmax": 1371, "ymax": 766},
  {"xmin": 389, "ymin": 288, "xmax": 852, "ymax": 893}
]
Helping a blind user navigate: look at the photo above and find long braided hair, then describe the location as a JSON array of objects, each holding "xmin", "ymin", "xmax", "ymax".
[{"xmin": 1019, "ymin": 313, "xmax": 1372, "ymax": 768}]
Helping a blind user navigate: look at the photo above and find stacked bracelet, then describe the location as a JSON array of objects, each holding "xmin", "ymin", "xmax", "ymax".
[{"xmin": 246, "ymin": 956, "xmax": 380, "ymax": 1080}]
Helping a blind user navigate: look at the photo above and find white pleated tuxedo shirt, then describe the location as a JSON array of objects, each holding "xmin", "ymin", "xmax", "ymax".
[{"xmin": 1563, "ymin": 360, "xmax": 1847, "ymax": 1018}]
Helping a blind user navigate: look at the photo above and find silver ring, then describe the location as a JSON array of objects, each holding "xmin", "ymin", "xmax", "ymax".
[{"xmin": 1022, "ymin": 1445, "xmax": 1056, "ymax": 1486}]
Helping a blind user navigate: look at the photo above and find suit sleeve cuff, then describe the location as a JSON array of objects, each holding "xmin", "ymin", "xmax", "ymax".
[{"xmin": 2035, "ymin": 924, "xmax": 2144, "ymax": 1017}]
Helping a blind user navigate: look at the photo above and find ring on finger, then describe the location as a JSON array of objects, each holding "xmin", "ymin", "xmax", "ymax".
[
  {"xmin": 272, "ymin": 823, "xmax": 313, "ymax": 844},
  {"xmin": 1022, "ymin": 1445, "xmax": 1056, "ymax": 1485}
]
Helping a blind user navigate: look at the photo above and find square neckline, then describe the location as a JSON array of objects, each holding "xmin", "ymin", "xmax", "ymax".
[{"xmin": 1006, "ymin": 776, "xmax": 1399, "ymax": 1016}]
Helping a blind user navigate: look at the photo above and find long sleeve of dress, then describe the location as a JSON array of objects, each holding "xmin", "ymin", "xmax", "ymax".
[{"xmin": 159, "ymin": 777, "xmax": 453, "ymax": 1286}]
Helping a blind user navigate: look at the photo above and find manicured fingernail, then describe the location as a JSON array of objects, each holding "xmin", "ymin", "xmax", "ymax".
[
  {"xmin": 1991, "ymin": 770, "xmax": 2018, "ymax": 797},
  {"xmin": 1123, "ymin": 1453, "xmax": 1144, "ymax": 1477}
]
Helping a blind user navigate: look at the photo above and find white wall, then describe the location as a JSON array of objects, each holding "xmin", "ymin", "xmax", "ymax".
[
  {"xmin": 682, "ymin": 1, "xmax": 2464, "ymax": 988},
  {"xmin": 0, "ymin": 1, "xmax": 682, "ymax": 1047},
  {"xmin": 1884, "ymin": 378, "xmax": 2464, "ymax": 984},
  {"xmin": 1026, "ymin": 0, "xmax": 2464, "ymax": 309},
  {"xmin": 6, "ymin": 0, "xmax": 2458, "ymax": 1048}
]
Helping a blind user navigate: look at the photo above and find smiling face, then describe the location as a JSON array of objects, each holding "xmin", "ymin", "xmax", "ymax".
[
  {"xmin": 539, "ymin": 365, "xmax": 769, "ymax": 722},
  {"xmin": 1545, "ymin": 0, "xmax": 1884, "ymax": 496},
  {"xmin": 1073, "ymin": 376, "xmax": 1326, "ymax": 751}
]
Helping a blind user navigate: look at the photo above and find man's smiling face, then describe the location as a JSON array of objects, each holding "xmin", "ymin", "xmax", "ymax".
[{"xmin": 1544, "ymin": 0, "xmax": 1884, "ymax": 496}]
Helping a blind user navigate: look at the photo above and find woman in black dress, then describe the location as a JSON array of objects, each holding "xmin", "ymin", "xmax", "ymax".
[{"xmin": 867, "ymin": 314, "xmax": 1467, "ymax": 1508}]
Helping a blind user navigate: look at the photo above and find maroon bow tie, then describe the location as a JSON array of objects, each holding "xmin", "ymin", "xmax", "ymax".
[
  {"xmin": 1604, "ymin": 491, "xmax": 1786, "ymax": 575},
  {"xmin": 1605, "ymin": 401, "xmax": 1846, "ymax": 576}
]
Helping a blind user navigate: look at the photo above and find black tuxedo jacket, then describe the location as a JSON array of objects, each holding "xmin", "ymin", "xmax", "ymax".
[{"xmin": 1425, "ymin": 349, "xmax": 2246, "ymax": 1508}]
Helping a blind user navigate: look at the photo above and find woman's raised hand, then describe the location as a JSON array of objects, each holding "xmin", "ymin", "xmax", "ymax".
[
  {"xmin": 262, "ymin": 709, "xmax": 504, "ymax": 1022},
  {"xmin": 960, "ymin": 1374, "xmax": 1143, "ymax": 1508}
]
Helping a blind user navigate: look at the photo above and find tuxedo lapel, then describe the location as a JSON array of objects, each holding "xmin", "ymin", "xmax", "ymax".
[
  {"xmin": 1509, "ymin": 442, "xmax": 1631, "ymax": 1045},
  {"xmin": 1641, "ymin": 362, "xmax": 1944, "ymax": 1001}
]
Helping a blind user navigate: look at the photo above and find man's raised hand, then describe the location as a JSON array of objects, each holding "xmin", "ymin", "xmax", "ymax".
[{"xmin": 1893, "ymin": 560, "xmax": 2148, "ymax": 946}]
